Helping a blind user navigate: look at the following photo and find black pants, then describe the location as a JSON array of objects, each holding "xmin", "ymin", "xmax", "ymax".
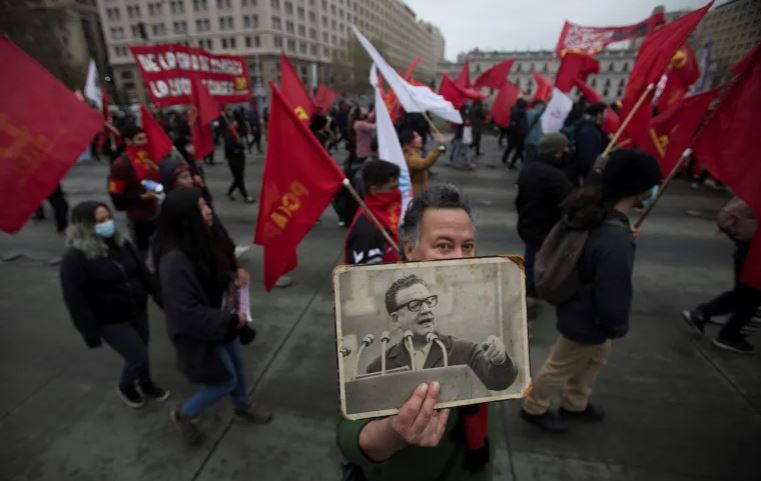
[
  {"xmin": 497, "ymin": 128, "xmax": 509, "ymax": 147},
  {"xmin": 699, "ymin": 241, "xmax": 761, "ymax": 341},
  {"xmin": 471, "ymin": 130, "xmax": 482, "ymax": 155},
  {"xmin": 247, "ymin": 128, "xmax": 262, "ymax": 153},
  {"xmin": 37, "ymin": 185, "xmax": 70, "ymax": 232},
  {"xmin": 503, "ymin": 137, "xmax": 525, "ymax": 167},
  {"xmin": 99, "ymin": 314, "xmax": 151, "ymax": 390},
  {"xmin": 227, "ymin": 154, "xmax": 249, "ymax": 198},
  {"xmin": 128, "ymin": 218, "xmax": 155, "ymax": 259}
]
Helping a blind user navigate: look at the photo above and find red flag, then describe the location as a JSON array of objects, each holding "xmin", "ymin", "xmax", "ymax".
[
  {"xmin": 473, "ymin": 60, "xmax": 514, "ymax": 90},
  {"xmin": 403, "ymin": 57, "xmax": 421, "ymax": 80},
  {"xmin": 139, "ymin": 104, "xmax": 173, "ymax": 164},
  {"xmin": 555, "ymin": 52, "xmax": 600, "ymax": 92},
  {"xmin": 0, "ymin": 38, "xmax": 102, "ymax": 233},
  {"xmin": 693, "ymin": 43, "xmax": 761, "ymax": 289},
  {"xmin": 490, "ymin": 81, "xmax": 520, "ymax": 128},
  {"xmin": 555, "ymin": 12, "xmax": 666, "ymax": 57},
  {"xmin": 621, "ymin": 2, "xmax": 713, "ymax": 144},
  {"xmin": 254, "ymin": 83, "xmax": 345, "ymax": 291},
  {"xmin": 454, "ymin": 59, "xmax": 472, "ymax": 89},
  {"xmin": 644, "ymin": 88, "xmax": 717, "ymax": 172},
  {"xmin": 189, "ymin": 78, "xmax": 220, "ymax": 160},
  {"xmin": 439, "ymin": 74, "xmax": 486, "ymax": 110},
  {"xmin": 313, "ymin": 83, "xmax": 338, "ymax": 116},
  {"xmin": 657, "ymin": 44, "xmax": 700, "ymax": 111},
  {"xmin": 279, "ymin": 53, "xmax": 315, "ymax": 122},
  {"xmin": 573, "ymin": 78, "xmax": 620, "ymax": 134},
  {"xmin": 532, "ymin": 72, "xmax": 553, "ymax": 102}
]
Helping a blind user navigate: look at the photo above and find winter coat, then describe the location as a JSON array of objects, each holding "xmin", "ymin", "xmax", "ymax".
[
  {"xmin": 403, "ymin": 145, "xmax": 442, "ymax": 195},
  {"xmin": 158, "ymin": 249, "xmax": 240, "ymax": 384},
  {"xmin": 573, "ymin": 118, "xmax": 604, "ymax": 180},
  {"xmin": 516, "ymin": 154, "xmax": 574, "ymax": 250},
  {"xmin": 556, "ymin": 209, "xmax": 635, "ymax": 344},
  {"xmin": 60, "ymin": 231, "xmax": 159, "ymax": 348}
]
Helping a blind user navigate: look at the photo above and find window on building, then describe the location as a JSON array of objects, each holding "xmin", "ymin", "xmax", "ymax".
[
  {"xmin": 604, "ymin": 78, "xmax": 611, "ymax": 87},
  {"xmin": 603, "ymin": 88, "xmax": 609, "ymax": 97},
  {"xmin": 299, "ymin": 41, "xmax": 306, "ymax": 53},
  {"xmin": 274, "ymin": 35, "xmax": 283, "ymax": 47},
  {"xmin": 591, "ymin": 77, "xmax": 597, "ymax": 88},
  {"xmin": 309, "ymin": 27, "xmax": 316, "ymax": 39},
  {"xmin": 255, "ymin": 35, "xmax": 260, "ymax": 47},
  {"xmin": 608, "ymin": 62, "xmax": 615, "ymax": 72},
  {"xmin": 542, "ymin": 63, "xmax": 548, "ymax": 73},
  {"xmin": 310, "ymin": 43, "xmax": 317, "ymax": 54},
  {"xmin": 298, "ymin": 24, "xmax": 305, "ymax": 36},
  {"xmin": 230, "ymin": 37, "xmax": 236, "ymax": 48},
  {"xmin": 618, "ymin": 78, "xmax": 625, "ymax": 87},
  {"xmin": 297, "ymin": 6, "xmax": 304, "ymax": 19},
  {"xmin": 245, "ymin": 36, "xmax": 252, "ymax": 48},
  {"xmin": 271, "ymin": 0, "xmax": 280, "ymax": 8},
  {"xmin": 516, "ymin": 63, "xmax": 522, "ymax": 73},
  {"xmin": 616, "ymin": 88, "xmax": 623, "ymax": 98},
  {"xmin": 322, "ymin": 31, "xmax": 328, "ymax": 42},
  {"xmin": 308, "ymin": 11, "xmax": 316, "ymax": 22},
  {"xmin": 272, "ymin": 16, "xmax": 281, "ymax": 29},
  {"xmin": 322, "ymin": 15, "xmax": 327, "ymax": 27},
  {"xmin": 222, "ymin": 38, "xmax": 229, "ymax": 48},
  {"xmin": 286, "ymin": 21, "xmax": 294, "ymax": 32},
  {"xmin": 287, "ymin": 38, "xmax": 295, "ymax": 51},
  {"xmin": 622, "ymin": 62, "xmax": 629, "ymax": 73}
]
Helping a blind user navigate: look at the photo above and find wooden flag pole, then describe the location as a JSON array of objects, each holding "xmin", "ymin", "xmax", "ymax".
[
  {"xmin": 601, "ymin": 83, "xmax": 655, "ymax": 158},
  {"xmin": 633, "ymin": 148, "xmax": 692, "ymax": 229},
  {"xmin": 342, "ymin": 178, "xmax": 401, "ymax": 254},
  {"xmin": 421, "ymin": 112, "xmax": 444, "ymax": 137}
]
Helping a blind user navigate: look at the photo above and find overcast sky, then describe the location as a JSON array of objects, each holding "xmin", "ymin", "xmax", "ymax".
[{"xmin": 404, "ymin": 0, "xmax": 715, "ymax": 60}]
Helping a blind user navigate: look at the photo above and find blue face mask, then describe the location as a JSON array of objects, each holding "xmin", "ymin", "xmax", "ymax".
[
  {"xmin": 641, "ymin": 185, "xmax": 659, "ymax": 208},
  {"xmin": 94, "ymin": 219, "xmax": 116, "ymax": 238}
]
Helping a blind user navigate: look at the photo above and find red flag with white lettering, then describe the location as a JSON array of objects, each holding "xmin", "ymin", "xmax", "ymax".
[
  {"xmin": 0, "ymin": 38, "xmax": 103, "ymax": 233},
  {"xmin": 254, "ymin": 83, "xmax": 345, "ymax": 291}
]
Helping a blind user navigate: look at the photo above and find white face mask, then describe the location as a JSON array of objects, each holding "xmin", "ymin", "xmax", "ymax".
[{"xmin": 94, "ymin": 219, "xmax": 115, "ymax": 238}]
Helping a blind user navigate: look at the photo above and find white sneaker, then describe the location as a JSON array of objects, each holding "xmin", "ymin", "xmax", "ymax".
[{"xmin": 275, "ymin": 275, "xmax": 293, "ymax": 288}]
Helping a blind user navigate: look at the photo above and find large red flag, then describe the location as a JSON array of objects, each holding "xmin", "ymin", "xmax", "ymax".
[
  {"xmin": 620, "ymin": 2, "xmax": 712, "ymax": 145},
  {"xmin": 573, "ymin": 78, "xmax": 620, "ymax": 134},
  {"xmin": 693, "ymin": 42, "xmax": 761, "ymax": 289},
  {"xmin": 555, "ymin": 52, "xmax": 600, "ymax": 92},
  {"xmin": 643, "ymin": 88, "xmax": 717, "ymax": 173},
  {"xmin": 139, "ymin": 104, "xmax": 173, "ymax": 163},
  {"xmin": 254, "ymin": 83, "xmax": 345, "ymax": 291},
  {"xmin": 454, "ymin": 59, "xmax": 472, "ymax": 89},
  {"xmin": 656, "ymin": 44, "xmax": 700, "ymax": 111},
  {"xmin": 0, "ymin": 38, "xmax": 102, "ymax": 233},
  {"xmin": 279, "ymin": 53, "xmax": 315, "ymax": 122},
  {"xmin": 313, "ymin": 83, "xmax": 338, "ymax": 115},
  {"xmin": 189, "ymin": 78, "xmax": 220, "ymax": 160},
  {"xmin": 490, "ymin": 81, "xmax": 520, "ymax": 128},
  {"xmin": 532, "ymin": 72, "xmax": 553, "ymax": 102},
  {"xmin": 439, "ymin": 74, "xmax": 485, "ymax": 110},
  {"xmin": 473, "ymin": 60, "xmax": 514, "ymax": 90},
  {"xmin": 555, "ymin": 12, "xmax": 665, "ymax": 57}
]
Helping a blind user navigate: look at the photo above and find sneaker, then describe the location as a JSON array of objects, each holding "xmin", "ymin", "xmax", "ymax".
[
  {"xmin": 139, "ymin": 381, "xmax": 170, "ymax": 401},
  {"xmin": 559, "ymin": 403, "xmax": 605, "ymax": 422},
  {"xmin": 682, "ymin": 309, "xmax": 707, "ymax": 335},
  {"xmin": 245, "ymin": 196, "xmax": 256, "ymax": 204},
  {"xmin": 170, "ymin": 408, "xmax": 204, "ymax": 445},
  {"xmin": 712, "ymin": 337, "xmax": 756, "ymax": 355},
  {"xmin": 275, "ymin": 275, "xmax": 293, "ymax": 288},
  {"xmin": 116, "ymin": 385, "xmax": 144, "ymax": 409},
  {"xmin": 234, "ymin": 404, "xmax": 273, "ymax": 424},
  {"xmin": 519, "ymin": 409, "xmax": 568, "ymax": 433}
]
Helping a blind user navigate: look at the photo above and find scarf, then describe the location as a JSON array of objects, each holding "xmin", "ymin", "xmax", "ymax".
[{"xmin": 344, "ymin": 189, "xmax": 402, "ymax": 264}]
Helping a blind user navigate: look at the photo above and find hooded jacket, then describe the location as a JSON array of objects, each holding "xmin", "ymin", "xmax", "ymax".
[{"xmin": 60, "ymin": 225, "xmax": 159, "ymax": 347}]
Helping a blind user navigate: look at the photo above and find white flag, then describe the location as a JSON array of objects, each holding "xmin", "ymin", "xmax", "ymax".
[
  {"xmin": 370, "ymin": 64, "xmax": 412, "ymax": 221},
  {"xmin": 540, "ymin": 88, "xmax": 573, "ymax": 134},
  {"xmin": 353, "ymin": 26, "xmax": 461, "ymax": 124},
  {"xmin": 84, "ymin": 59, "xmax": 102, "ymax": 110}
]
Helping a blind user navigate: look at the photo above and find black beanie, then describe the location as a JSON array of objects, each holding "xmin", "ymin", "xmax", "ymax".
[{"xmin": 602, "ymin": 149, "xmax": 662, "ymax": 201}]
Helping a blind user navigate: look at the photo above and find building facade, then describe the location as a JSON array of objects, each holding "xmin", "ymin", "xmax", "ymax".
[
  {"xmin": 97, "ymin": 0, "xmax": 445, "ymax": 104},
  {"xmin": 694, "ymin": 0, "xmax": 761, "ymax": 85},
  {"xmin": 439, "ymin": 48, "xmax": 636, "ymax": 103},
  {"xmin": 0, "ymin": 0, "xmax": 110, "ymax": 91}
]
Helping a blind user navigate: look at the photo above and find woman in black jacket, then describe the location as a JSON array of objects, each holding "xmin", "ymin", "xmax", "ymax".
[
  {"xmin": 153, "ymin": 188, "xmax": 271, "ymax": 446},
  {"xmin": 60, "ymin": 201, "xmax": 168, "ymax": 408}
]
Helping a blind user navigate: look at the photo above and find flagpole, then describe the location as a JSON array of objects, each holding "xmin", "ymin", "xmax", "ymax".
[
  {"xmin": 633, "ymin": 148, "xmax": 691, "ymax": 228},
  {"xmin": 342, "ymin": 178, "xmax": 401, "ymax": 254},
  {"xmin": 601, "ymin": 83, "xmax": 655, "ymax": 158}
]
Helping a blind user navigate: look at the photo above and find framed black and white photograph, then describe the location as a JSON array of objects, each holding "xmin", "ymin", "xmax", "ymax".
[{"xmin": 334, "ymin": 256, "xmax": 531, "ymax": 420}]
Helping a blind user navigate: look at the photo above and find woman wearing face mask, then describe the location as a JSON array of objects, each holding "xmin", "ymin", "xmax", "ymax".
[
  {"xmin": 60, "ymin": 201, "xmax": 168, "ymax": 408},
  {"xmin": 153, "ymin": 188, "xmax": 271, "ymax": 446}
]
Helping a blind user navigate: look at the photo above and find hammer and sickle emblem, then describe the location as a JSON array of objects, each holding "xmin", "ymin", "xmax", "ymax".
[
  {"xmin": 670, "ymin": 48, "xmax": 688, "ymax": 69},
  {"xmin": 294, "ymin": 106, "xmax": 309, "ymax": 121}
]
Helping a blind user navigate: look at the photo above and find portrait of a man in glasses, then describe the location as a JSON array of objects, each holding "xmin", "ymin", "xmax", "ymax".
[{"xmin": 366, "ymin": 274, "xmax": 517, "ymax": 391}]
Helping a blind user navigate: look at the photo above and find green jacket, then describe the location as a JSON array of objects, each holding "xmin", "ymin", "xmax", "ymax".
[{"xmin": 336, "ymin": 403, "xmax": 500, "ymax": 481}]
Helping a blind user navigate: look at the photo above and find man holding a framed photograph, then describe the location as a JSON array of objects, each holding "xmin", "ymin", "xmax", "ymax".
[{"xmin": 338, "ymin": 184, "xmax": 502, "ymax": 481}]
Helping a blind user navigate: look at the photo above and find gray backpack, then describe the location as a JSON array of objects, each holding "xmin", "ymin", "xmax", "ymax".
[
  {"xmin": 535, "ymin": 218, "xmax": 624, "ymax": 305},
  {"xmin": 534, "ymin": 220, "xmax": 590, "ymax": 305}
]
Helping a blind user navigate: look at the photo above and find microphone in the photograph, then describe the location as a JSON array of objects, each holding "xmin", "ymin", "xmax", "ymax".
[
  {"xmin": 403, "ymin": 330, "xmax": 415, "ymax": 371},
  {"xmin": 426, "ymin": 332, "xmax": 448, "ymax": 367},
  {"xmin": 354, "ymin": 334, "xmax": 375, "ymax": 380},
  {"xmin": 380, "ymin": 330, "xmax": 390, "ymax": 375}
]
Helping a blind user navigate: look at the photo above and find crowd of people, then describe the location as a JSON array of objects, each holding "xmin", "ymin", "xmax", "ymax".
[{"xmin": 50, "ymin": 86, "xmax": 757, "ymax": 481}]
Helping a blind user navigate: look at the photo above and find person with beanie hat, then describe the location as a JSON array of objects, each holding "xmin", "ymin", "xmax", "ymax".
[
  {"xmin": 521, "ymin": 149, "xmax": 661, "ymax": 433},
  {"xmin": 515, "ymin": 133, "xmax": 574, "ymax": 297}
]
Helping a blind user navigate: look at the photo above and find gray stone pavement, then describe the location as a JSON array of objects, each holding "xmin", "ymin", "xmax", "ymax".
[{"xmin": 1, "ymin": 135, "xmax": 759, "ymax": 481}]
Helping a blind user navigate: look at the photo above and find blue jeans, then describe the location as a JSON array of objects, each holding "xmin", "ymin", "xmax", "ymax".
[
  {"xmin": 524, "ymin": 245, "xmax": 537, "ymax": 296},
  {"xmin": 180, "ymin": 339, "xmax": 249, "ymax": 418}
]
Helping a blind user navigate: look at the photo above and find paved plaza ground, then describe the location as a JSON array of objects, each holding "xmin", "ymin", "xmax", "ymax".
[{"xmin": 1, "ymin": 135, "xmax": 759, "ymax": 481}]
